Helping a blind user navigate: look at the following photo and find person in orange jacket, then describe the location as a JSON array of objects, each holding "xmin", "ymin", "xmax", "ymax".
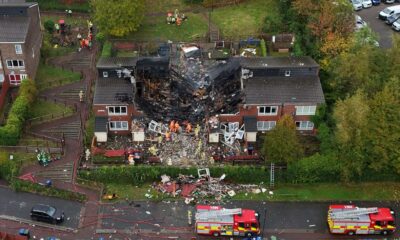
[
  {"xmin": 170, "ymin": 120, "xmax": 175, "ymax": 132},
  {"xmin": 186, "ymin": 123, "xmax": 192, "ymax": 133},
  {"xmin": 174, "ymin": 121, "xmax": 180, "ymax": 133}
]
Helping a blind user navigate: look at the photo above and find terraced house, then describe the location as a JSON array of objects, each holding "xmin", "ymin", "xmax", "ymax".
[{"xmin": 0, "ymin": 1, "xmax": 42, "ymax": 86}]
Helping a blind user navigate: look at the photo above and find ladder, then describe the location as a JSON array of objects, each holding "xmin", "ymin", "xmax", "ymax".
[
  {"xmin": 330, "ymin": 207, "xmax": 379, "ymax": 219},
  {"xmin": 270, "ymin": 162, "xmax": 275, "ymax": 189},
  {"xmin": 196, "ymin": 208, "xmax": 242, "ymax": 220}
]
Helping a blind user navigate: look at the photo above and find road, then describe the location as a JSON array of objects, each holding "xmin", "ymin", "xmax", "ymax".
[
  {"xmin": 0, "ymin": 186, "xmax": 83, "ymax": 229},
  {"xmin": 356, "ymin": 3, "xmax": 400, "ymax": 48}
]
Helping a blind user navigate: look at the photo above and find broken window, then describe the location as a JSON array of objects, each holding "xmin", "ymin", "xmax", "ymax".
[{"xmin": 258, "ymin": 106, "xmax": 277, "ymax": 115}]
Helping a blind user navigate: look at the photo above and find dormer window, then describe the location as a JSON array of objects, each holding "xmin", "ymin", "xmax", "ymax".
[{"xmin": 285, "ymin": 70, "xmax": 291, "ymax": 77}]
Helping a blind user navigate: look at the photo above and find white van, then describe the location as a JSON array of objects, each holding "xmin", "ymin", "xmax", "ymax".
[{"xmin": 379, "ymin": 5, "xmax": 400, "ymax": 20}]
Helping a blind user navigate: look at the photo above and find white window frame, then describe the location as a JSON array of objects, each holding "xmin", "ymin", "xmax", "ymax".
[
  {"xmin": 258, "ymin": 106, "xmax": 278, "ymax": 116},
  {"xmin": 20, "ymin": 74, "xmax": 28, "ymax": 80},
  {"xmin": 107, "ymin": 106, "xmax": 127, "ymax": 115},
  {"xmin": 15, "ymin": 44, "xmax": 22, "ymax": 54},
  {"xmin": 257, "ymin": 121, "xmax": 276, "ymax": 131},
  {"xmin": 295, "ymin": 106, "xmax": 316, "ymax": 115},
  {"xmin": 0, "ymin": 74, "xmax": 4, "ymax": 83},
  {"xmin": 109, "ymin": 121, "xmax": 129, "ymax": 131},
  {"xmin": 296, "ymin": 121, "xmax": 314, "ymax": 131},
  {"xmin": 6, "ymin": 59, "xmax": 24, "ymax": 69},
  {"xmin": 285, "ymin": 70, "xmax": 291, "ymax": 77},
  {"xmin": 103, "ymin": 71, "xmax": 108, "ymax": 78}
]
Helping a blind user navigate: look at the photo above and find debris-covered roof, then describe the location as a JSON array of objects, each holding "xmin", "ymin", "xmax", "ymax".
[
  {"xmin": 240, "ymin": 56, "xmax": 319, "ymax": 69},
  {"xmin": 0, "ymin": 15, "xmax": 29, "ymax": 42},
  {"xmin": 96, "ymin": 57, "xmax": 138, "ymax": 69},
  {"xmin": 94, "ymin": 117, "xmax": 108, "ymax": 132},
  {"xmin": 244, "ymin": 75, "xmax": 325, "ymax": 105},
  {"xmin": 93, "ymin": 77, "xmax": 134, "ymax": 105}
]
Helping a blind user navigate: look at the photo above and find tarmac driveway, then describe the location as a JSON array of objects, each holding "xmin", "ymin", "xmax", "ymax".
[
  {"xmin": 0, "ymin": 186, "xmax": 83, "ymax": 229},
  {"xmin": 356, "ymin": 3, "xmax": 400, "ymax": 48}
]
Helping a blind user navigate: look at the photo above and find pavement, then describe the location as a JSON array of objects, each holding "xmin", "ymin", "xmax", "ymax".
[{"xmin": 356, "ymin": 3, "xmax": 400, "ymax": 48}]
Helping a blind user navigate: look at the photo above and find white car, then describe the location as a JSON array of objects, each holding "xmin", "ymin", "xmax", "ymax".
[
  {"xmin": 351, "ymin": 0, "xmax": 363, "ymax": 11},
  {"xmin": 392, "ymin": 18, "xmax": 400, "ymax": 31},
  {"xmin": 362, "ymin": 0, "xmax": 372, "ymax": 8},
  {"xmin": 355, "ymin": 15, "xmax": 368, "ymax": 30}
]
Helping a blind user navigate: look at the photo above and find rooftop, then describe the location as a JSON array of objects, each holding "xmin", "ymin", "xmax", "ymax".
[
  {"xmin": 93, "ymin": 77, "xmax": 134, "ymax": 105},
  {"xmin": 240, "ymin": 56, "xmax": 319, "ymax": 69},
  {"xmin": 243, "ymin": 75, "xmax": 325, "ymax": 105},
  {"xmin": 0, "ymin": 2, "xmax": 37, "ymax": 7},
  {"xmin": 96, "ymin": 57, "xmax": 138, "ymax": 69},
  {"xmin": 94, "ymin": 117, "xmax": 108, "ymax": 132},
  {"xmin": 0, "ymin": 15, "xmax": 29, "ymax": 42}
]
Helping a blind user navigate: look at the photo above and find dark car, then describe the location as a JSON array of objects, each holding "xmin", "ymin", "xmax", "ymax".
[
  {"xmin": 386, "ymin": 12, "xmax": 400, "ymax": 24},
  {"xmin": 30, "ymin": 204, "xmax": 64, "ymax": 224},
  {"xmin": 371, "ymin": 0, "xmax": 381, "ymax": 4}
]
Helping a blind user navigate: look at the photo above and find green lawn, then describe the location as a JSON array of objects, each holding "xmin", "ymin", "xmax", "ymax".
[
  {"xmin": 211, "ymin": 0, "xmax": 278, "ymax": 39},
  {"xmin": 103, "ymin": 182, "xmax": 400, "ymax": 201},
  {"xmin": 0, "ymin": 151, "xmax": 37, "ymax": 169},
  {"xmin": 28, "ymin": 0, "xmax": 90, "ymax": 12},
  {"xmin": 35, "ymin": 64, "xmax": 81, "ymax": 91},
  {"xmin": 127, "ymin": 13, "xmax": 208, "ymax": 42},
  {"xmin": 144, "ymin": 0, "xmax": 190, "ymax": 14},
  {"xmin": 29, "ymin": 99, "xmax": 73, "ymax": 123}
]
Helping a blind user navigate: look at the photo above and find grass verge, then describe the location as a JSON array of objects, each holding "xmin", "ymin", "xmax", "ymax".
[
  {"xmin": 102, "ymin": 183, "xmax": 166, "ymax": 202},
  {"xmin": 18, "ymin": 135, "xmax": 61, "ymax": 148},
  {"xmin": 36, "ymin": 64, "xmax": 81, "ymax": 91},
  {"xmin": 29, "ymin": 99, "xmax": 73, "ymax": 124}
]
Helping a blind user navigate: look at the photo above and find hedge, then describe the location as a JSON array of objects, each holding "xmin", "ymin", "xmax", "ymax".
[
  {"xmin": 79, "ymin": 166, "xmax": 284, "ymax": 185},
  {"xmin": 0, "ymin": 80, "xmax": 37, "ymax": 145},
  {"xmin": 101, "ymin": 41, "xmax": 112, "ymax": 57}
]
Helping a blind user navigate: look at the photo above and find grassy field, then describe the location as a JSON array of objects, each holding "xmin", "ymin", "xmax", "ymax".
[
  {"xmin": 104, "ymin": 182, "xmax": 400, "ymax": 201},
  {"xmin": 211, "ymin": 0, "xmax": 278, "ymax": 39},
  {"xmin": 28, "ymin": 0, "xmax": 90, "ymax": 12},
  {"xmin": 35, "ymin": 64, "xmax": 81, "ymax": 91},
  {"xmin": 0, "ymin": 151, "xmax": 38, "ymax": 169},
  {"xmin": 128, "ymin": 13, "xmax": 208, "ymax": 42},
  {"xmin": 29, "ymin": 99, "xmax": 73, "ymax": 122}
]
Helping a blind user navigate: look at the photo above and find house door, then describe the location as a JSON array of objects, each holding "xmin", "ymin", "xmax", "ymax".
[{"xmin": 9, "ymin": 74, "xmax": 21, "ymax": 85}]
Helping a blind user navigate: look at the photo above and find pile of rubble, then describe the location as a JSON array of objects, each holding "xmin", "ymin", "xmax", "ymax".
[{"xmin": 153, "ymin": 168, "xmax": 268, "ymax": 204}]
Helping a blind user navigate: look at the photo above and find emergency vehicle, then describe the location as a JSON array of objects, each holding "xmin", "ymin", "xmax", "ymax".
[
  {"xmin": 328, "ymin": 205, "xmax": 396, "ymax": 235},
  {"xmin": 195, "ymin": 205, "xmax": 260, "ymax": 237}
]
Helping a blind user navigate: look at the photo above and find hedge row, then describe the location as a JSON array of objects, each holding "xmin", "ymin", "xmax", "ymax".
[
  {"xmin": 79, "ymin": 166, "xmax": 284, "ymax": 185},
  {"xmin": 0, "ymin": 80, "xmax": 37, "ymax": 146}
]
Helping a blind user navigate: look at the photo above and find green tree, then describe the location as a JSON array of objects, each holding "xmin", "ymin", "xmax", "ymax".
[
  {"xmin": 364, "ymin": 77, "xmax": 400, "ymax": 173},
  {"xmin": 333, "ymin": 90, "xmax": 369, "ymax": 181},
  {"xmin": 91, "ymin": 0, "xmax": 145, "ymax": 37},
  {"xmin": 262, "ymin": 115, "xmax": 303, "ymax": 164}
]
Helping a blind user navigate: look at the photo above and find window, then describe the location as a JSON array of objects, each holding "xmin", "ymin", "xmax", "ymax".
[
  {"xmin": 257, "ymin": 121, "xmax": 276, "ymax": 131},
  {"xmin": 20, "ymin": 74, "xmax": 27, "ymax": 80},
  {"xmin": 295, "ymin": 121, "xmax": 314, "ymax": 130},
  {"xmin": 285, "ymin": 70, "xmax": 291, "ymax": 77},
  {"xmin": 109, "ymin": 121, "xmax": 128, "ymax": 131},
  {"xmin": 0, "ymin": 74, "xmax": 4, "ymax": 82},
  {"xmin": 6, "ymin": 59, "xmax": 24, "ymax": 68},
  {"xmin": 103, "ymin": 71, "xmax": 108, "ymax": 78},
  {"xmin": 295, "ymin": 106, "xmax": 316, "ymax": 115},
  {"xmin": 258, "ymin": 106, "xmax": 278, "ymax": 115},
  {"xmin": 15, "ymin": 44, "xmax": 22, "ymax": 54},
  {"xmin": 108, "ymin": 106, "xmax": 127, "ymax": 115}
]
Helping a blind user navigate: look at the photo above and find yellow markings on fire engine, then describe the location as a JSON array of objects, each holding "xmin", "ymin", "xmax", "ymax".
[
  {"xmin": 197, "ymin": 225, "xmax": 206, "ymax": 230},
  {"xmin": 210, "ymin": 226, "xmax": 220, "ymax": 230}
]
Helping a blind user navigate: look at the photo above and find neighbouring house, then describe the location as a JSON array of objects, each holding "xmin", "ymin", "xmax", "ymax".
[
  {"xmin": 218, "ymin": 56, "xmax": 325, "ymax": 142},
  {"xmin": 0, "ymin": 1, "xmax": 42, "ymax": 86}
]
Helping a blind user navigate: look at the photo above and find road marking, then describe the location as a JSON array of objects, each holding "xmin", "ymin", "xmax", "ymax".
[{"xmin": 0, "ymin": 214, "xmax": 77, "ymax": 232}]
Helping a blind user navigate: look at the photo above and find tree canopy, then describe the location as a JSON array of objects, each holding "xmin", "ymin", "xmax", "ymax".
[{"xmin": 91, "ymin": 0, "xmax": 145, "ymax": 37}]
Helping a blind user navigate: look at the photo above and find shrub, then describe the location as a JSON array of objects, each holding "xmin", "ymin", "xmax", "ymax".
[
  {"xmin": 0, "ymin": 152, "xmax": 19, "ymax": 181},
  {"xmin": 95, "ymin": 32, "xmax": 105, "ymax": 45},
  {"xmin": 263, "ymin": 15, "xmax": 283, "ymax": 35},
  {"xmin": 260, "ymin": 39, "xmax": 267, "ymax": 57},
  {"xmin": 44, "ymin": 20, "xmax": 55, "ymax": 34},
  {"xmin": 101, "ymin": 41, "xmax": 112, "ymax": 57}
]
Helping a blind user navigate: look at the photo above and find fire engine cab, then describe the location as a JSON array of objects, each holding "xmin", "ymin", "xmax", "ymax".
[
  {"xmin": 195, "ymin": 205, "xmax": 260, "ymax": 237},
  {"xmin": 328, "ymin": 205, "xmax": 396, "ymax": 236}
]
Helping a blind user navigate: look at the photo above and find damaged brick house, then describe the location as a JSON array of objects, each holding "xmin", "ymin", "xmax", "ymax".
[
  {"xmin": 0, "ymin": 1, "xmax": 42, "ymax": 86},
  {"xmin": 218, "ymin": 56, "xmax": 325, "ymax": 142},
  {"xmin": 93, "ymin": 47, "xmax": 324, "ymax": 143}
]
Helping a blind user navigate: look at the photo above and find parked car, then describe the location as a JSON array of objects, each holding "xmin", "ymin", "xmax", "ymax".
[
  {"xmin": 392, "ymin": 18, "xmax": 400, "ymax": 30},
  {"xmin": 355, "ymin": 14, "xmax": 368, "ymax": 30},
  {"xmin": 386, "ymin": 12, "xmax": 400, "ymax": 24},
  {"xmin": 362, "ymin": 0, "xmax": 373, "ymax": 7},
  {"xmin": 379, "ymin": 5, "xmax": 400, "ymax": 20},
  {"xmin": 30, "ymin": 204, "xmax": 64, "ymax": 224},
  {"xmin": 383, "ymin": 0, "xmax": 395, "ymax": 3},
  {"xmin": 371, "ymin": 0, "xmax": 381, "ymax": 5},
  {"xmin": 352, "ymin": 0, "xmax": 363, "ymax": 10}
]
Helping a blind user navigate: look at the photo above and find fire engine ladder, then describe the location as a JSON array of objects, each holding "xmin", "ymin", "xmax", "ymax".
[
  {"xmin": 330, "ymin": 207, "xmax": 379, "ymax": 219},
  {"xmin": 195, "ymin": 208, "xmax": 242, "ymax": 220}
]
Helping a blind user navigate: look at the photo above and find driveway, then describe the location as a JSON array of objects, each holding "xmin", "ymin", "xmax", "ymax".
[
  {"xmin": 0, "ymin": 186, "xmax": 83, "ymax": 229},
  {"xmin": 356, "ymin": 3, "xmax": 400, "ymax": 48}
]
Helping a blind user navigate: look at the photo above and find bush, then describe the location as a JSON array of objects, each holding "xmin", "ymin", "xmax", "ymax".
[
  {"xmin": 260, "ymin": 39, "xmax": 267, "ymax": 57},
  {"xmin": 0, "ymin": 152, "xmax": 19, "ymax": 181},
  {"xmin": 44, "ymin": 20, "xmax": 55, "ymax": 34},
  {"xmin": 0, "ymin": 80, "xmax": 37, "ymax": 145},
  {"xmin": 11, "ymin": 179, "xmax": 87, "ymax": 202},
  {"xmin": 101, "ymin": 41, "xmax": 112, "ymax": 57},
  {"xmin": 95, "ymin": 32, "xmax": 105, "ymax": 45},
  {"xmin": 263, "ymin": 15, "xmax": 283, "ymax": 35}
]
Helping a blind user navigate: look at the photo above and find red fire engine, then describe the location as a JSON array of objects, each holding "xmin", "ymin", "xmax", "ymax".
[
  {"xmin": 328, "ymin": 205, "xmax": 396, "ymax": 235},
  {"xmin": 195, "ymin": 205, "xmax": 260, "ymax": 237}
]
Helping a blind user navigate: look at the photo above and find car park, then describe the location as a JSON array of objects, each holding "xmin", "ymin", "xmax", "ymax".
[
  {"xmin": 383, "ymin": 0, "xmax": 395, "ymax": 3},
  {"xmin": 30, "ymin": 204, "xmax": 64, "ymax": 224},
  {"xmin": 386, "ymin": 12, "xmax": 400, "ymax": 24},
  {"xmin": 371, "ymin": 0, "xmax": 381, "ymax": 5},
  {"xmin": 362, "ymin": 0, "xmax": 373, "ymax": 8},
  {"xmin": 379, "ymin": 5, "xmax": 400, "ymax": 20},
  {"xmin": 392, "ymin": 18, "xmax": 400, "ymax": 30},
  {"xmin": 352, "ymin": 0, "xmax": 364, "ymax": 10}
]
